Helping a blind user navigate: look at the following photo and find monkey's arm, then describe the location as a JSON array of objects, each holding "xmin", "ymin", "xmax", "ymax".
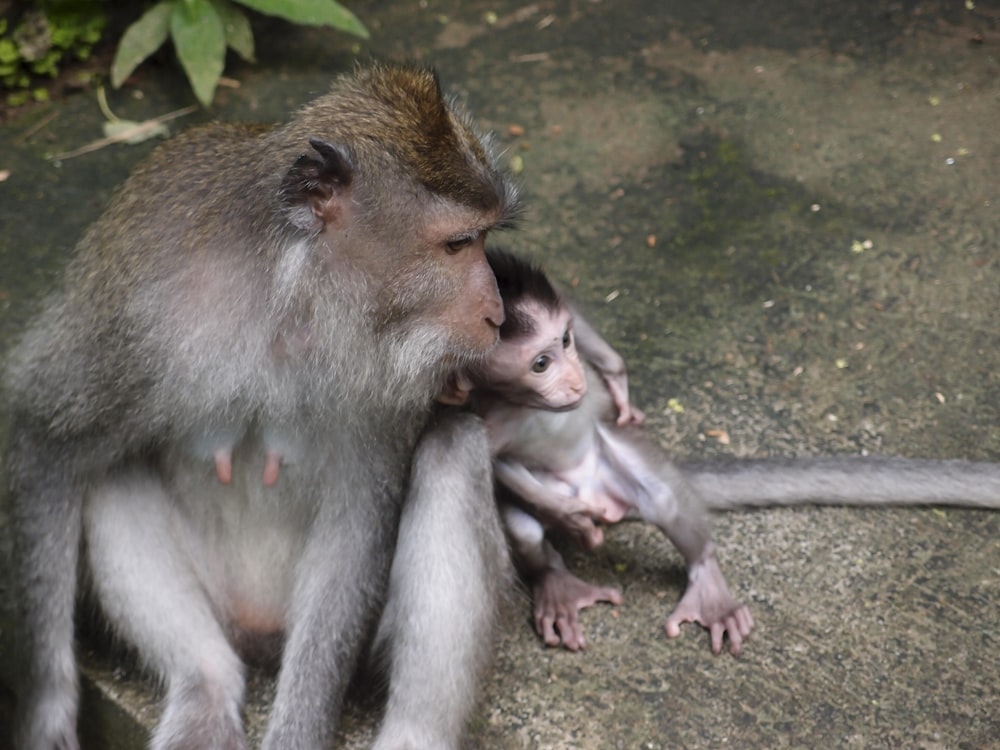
[
  {"xmin": 502, "ymin": 502, "xmax": 622, "ymax": 651},
  {"xmin": 599, "ymin": 427, "xmax": 754, "ymax": 655},
  {"xmin": 494, "ymin": 459, "xmax": 605, "ymax": 549},
  {"xmin": 570, "ymin": 306, "xmax": 645, "ymax": 426}
]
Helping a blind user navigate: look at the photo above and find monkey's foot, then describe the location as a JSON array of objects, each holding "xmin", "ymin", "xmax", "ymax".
[
  {"xmin": 665, "ymin": 555, "xmax": 753, "ymax": 656},
  {"xmin": 533, "ymin": 568, "xmax": 623, "ymax": 651}
]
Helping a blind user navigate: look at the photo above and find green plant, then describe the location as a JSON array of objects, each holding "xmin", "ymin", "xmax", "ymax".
[
  {"xmin": 112, "ymin": 0, "xmax": 368, "ymax": 107},
  {"xmin": 0, "ymin": 2, "xmax": 106, "ymax": 106}
]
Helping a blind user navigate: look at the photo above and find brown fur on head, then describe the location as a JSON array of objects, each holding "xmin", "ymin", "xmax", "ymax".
[
  {"xmin": 348, "ymin": 64, "xmax": 506, "ymax": 211},
  {"xmin": 486, "ymin": 247, "xmax": 562, "ymax": 341},
  {"xmin": 279, "ymin": 63, "xmax": 521, "ymax": 230}
]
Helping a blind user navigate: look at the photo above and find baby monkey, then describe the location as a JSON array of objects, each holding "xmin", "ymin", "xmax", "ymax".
[{"xmin": 440, "ymin": 248, "xmax": 753, "ymax": 656}]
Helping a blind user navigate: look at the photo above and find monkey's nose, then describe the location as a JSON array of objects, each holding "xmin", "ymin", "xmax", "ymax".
[{"xmin": 486, "ymin": 304, "xmax": 505, "ymax": 329}]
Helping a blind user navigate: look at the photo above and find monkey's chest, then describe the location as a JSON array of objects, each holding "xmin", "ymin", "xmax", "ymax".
[
  {"xmin": 167, "ymin": 431, "xmax": 373, "ymax": 632},
  {"xmin": 497, "ymin": 412, "xmax": 635, "ymax": 523},
  {"xmin": 494, "ymin": 407, "xmax": 595, "ymax": 468}
]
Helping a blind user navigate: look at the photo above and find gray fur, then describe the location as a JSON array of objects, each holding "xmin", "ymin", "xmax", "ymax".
[
  {"xmin": 6, "ymin": 64, "xmax": 515, "ymax": 750},
  {"xmin": 683, "ymin": 456, "xmax": 1000, "ymax": 509}
]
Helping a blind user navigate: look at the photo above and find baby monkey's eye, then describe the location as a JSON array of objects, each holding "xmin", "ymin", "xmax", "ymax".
[
  {"xmin": 562, "ymin": 329, "xmax": 572, "ymax": 349},
  {"xmin": 531, "ymin": 355, "xmax": 551, "ymax": 373}
]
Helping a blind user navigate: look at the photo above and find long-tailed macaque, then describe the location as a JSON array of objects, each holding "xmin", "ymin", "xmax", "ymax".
[
  {"xmin": 439, "ymin": 248, "xmax": 752, "ymax": 655},
  {"xmin": 5, "ymin": 64, "xmax": 519, "ymax": 750},
  {"xmin": 451, "ymin": 248, "xmax": 1000, "ymax": 656}
]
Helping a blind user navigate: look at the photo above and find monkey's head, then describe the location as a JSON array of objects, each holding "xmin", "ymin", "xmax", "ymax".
[
  {"xmin": 275, "ymin": 64, "xmax": 521, "ymax": 364},
  {"xmin": 450, "ymin": 248, "xmax": 587, "ymax": 411}
]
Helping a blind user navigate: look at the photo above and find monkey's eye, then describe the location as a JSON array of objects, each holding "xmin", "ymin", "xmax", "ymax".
[
  {"xmin": 445, "ymin": 234, "xmax": 476, "ymax": 254},
  {"xmin": 562, "ymin": 329, "xmax": 572, "ymax": 349},
  {"xmin": 531, "ymin": 355, "xmax": 551, "ymax": 373}
]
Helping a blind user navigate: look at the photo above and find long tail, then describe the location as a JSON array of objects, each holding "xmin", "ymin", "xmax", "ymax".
[{"xmin": 679, "ymin": 456, "xmax": 1000, "ymax": 510}]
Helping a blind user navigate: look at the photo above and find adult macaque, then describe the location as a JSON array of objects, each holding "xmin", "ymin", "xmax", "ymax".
[
  {"xmin": 452, "ymin": 248, "xmax": 1000, "ymax": 655},
  {"xmin": 5, "ymin": 63, "xmax": 518, "ymax": 750}
]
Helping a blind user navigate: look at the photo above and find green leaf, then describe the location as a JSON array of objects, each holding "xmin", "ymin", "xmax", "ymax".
[
  {"xmin": 171, "ymin": 0, "xmax": 227, "ymax": 107},
  {"xmin": 210, "ymin": 0, "xmax": 255, "ymax": 63},
  {"xmin": 0, "ymin": 39, "xmax": 19, "ymax": 65},
  {"xmin": 111, "ymin": 0, "xmax": 174, "ymax": 88},
  {"xmin": 235, "ymin": 0, "xmax": 368, "ymax": 38}
]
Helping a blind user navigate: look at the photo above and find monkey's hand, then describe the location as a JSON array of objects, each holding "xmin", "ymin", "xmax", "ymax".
[
  {"xmin": 529, "ymin": 503, "xmax": 605, "ymax": 551},
  {"xmin": 437, "ymin": 370, "xmax": 473, "ymax": 406},
  {"xmin": 664, "ymin": 554, "xmax": 753, "ymax": 656},
  {"xmin": 533, "ymin": 567, "xmax": 623, "ymax": 651},
  {"xmin": 570, "ymin": 307, "xmax": 645, "ymax": 426},
  {"xmin": 495, "ymin": 461, "xmax": 607, "ymax": 549},
  {"xmin": 601, "ymin": 370, "xmax": 646, "ymax": 427}
]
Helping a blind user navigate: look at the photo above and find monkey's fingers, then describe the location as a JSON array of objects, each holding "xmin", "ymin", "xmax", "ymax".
[
  {"xmin": 710, "ymin": 621, "xmax": 730, "ymax": 656},
  {"xmin": 596, "ymin": 585, "xmax": 625, "ymax": 607},
  {"xmin": 720, "ymin": 608, "xmax": 753, "ymax": 656},
  {"xmin": 537, "ymin": 612, "xmax": 564, "ymax": 648},
  {"xmin": 534, "ymin": 606, "xmax": 584, "ymax": 650},
  {"xmin": 583, "ymin": 525, "xmax": 605, "ymax": 550},
  {"xmin": 726, "ymin": 605, "xmax": 755, "ymax": 655},
  {"xmin": 614, "ymin": 403, "xmax": 647, "ymax": 427},
  {"xmin": 559, "ymin": 614, "xmax": 586, "ymax": 651},
  {"xmin": 666, "ymin": 604, "xmax": 752, "ymax": 657},
  {"xmin": 534, "ymin": 570, "xmax": 624, "ymax": 650},
  {"xmin": 664, "ymin": 599, "xmax": 707, "ymax": 640},
  {"xmin": 564, "ymin": 516, "xmax": 605, "ymax": 550},
  {"xmin": 604, "ymin": 376, "xmax": 647, "ymax": 427},
  {"xmin": 665, "ymin": 612, "xmax": 726, "ymax": 654},
  {"xmin": 664, "ymin": 612, "xmax": 685, "ymax": 639}
]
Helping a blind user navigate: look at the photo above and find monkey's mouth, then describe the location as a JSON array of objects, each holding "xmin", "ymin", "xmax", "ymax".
[{"xmin": 542, "ymin": 395, "xmax": 585, "ymax": 412}]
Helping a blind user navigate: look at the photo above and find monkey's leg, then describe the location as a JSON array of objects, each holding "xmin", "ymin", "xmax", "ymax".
[
  {"xmin": 84, "ymin": 470, "xmax": 247, "ymax": 750},
  {"xmin": 373, "ymin": 411, "xmax": 510, "ymax": 750},
  {"xmin": 639, "ymin": 466, "xmax": 754, "ymax": 655},
  {"xmin": 502, "ymin": 503, "xmax": 622, "ymax": 651},
  {"xmin": 261, "ymin": 447, "xmax": 402, "ymax": 750},
  {"xmin": 9, "ymin": 434, "xmax": 83, "ymax": 750},
  {"xmin": 600, "ymin": 430, "xmax": 754, "ymax": 655}
]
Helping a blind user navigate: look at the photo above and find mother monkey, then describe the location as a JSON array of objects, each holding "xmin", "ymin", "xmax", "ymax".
[{"xmin": 6, "ymin": 64, "xmax": 518, "ymax": 750}]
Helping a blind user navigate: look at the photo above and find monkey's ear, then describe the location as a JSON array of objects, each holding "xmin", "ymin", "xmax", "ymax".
[{"xmin": 280, "ymin": 138, "xmax": 354, "ymax": 231}]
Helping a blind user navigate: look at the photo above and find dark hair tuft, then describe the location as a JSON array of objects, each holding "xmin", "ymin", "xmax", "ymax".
[{"xmin": 486, "ymin": 247, "xmax": 562, "ymax": 340}]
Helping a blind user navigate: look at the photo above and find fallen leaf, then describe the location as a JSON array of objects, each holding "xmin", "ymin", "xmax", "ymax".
[{"xmin": 705, "ymin": 428, "xmax": 730, "ymax": 445}]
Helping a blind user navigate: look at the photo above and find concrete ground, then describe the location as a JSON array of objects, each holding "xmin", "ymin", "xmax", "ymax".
[{"xmin": 1, "ymin": 0, "xmax": 998, "ymax": 747}]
